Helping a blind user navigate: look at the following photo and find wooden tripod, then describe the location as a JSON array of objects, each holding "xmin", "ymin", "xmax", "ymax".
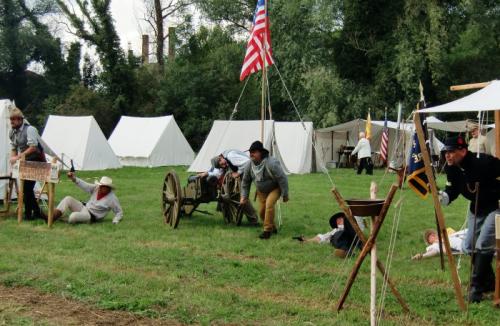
[{"xmin": 331, "ymin": 184, "xmax": 410, "ymax": 313}]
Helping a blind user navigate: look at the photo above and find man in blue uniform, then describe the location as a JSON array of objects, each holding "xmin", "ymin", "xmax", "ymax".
[{"xmin": 439, "ymin": 136, "xmax": 500, "ymax": 302}]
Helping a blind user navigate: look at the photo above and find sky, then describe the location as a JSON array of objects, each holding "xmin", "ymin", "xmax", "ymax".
[
  {"xmin": 50, "ymin": 0, "xmax": 193, "ymax": 57},
  {"xmin": 109, "ymin": 0, "xmax": 147, "ymax": 55}
]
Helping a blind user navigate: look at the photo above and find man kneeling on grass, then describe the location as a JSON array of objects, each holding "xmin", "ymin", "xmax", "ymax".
[{"xmin": 50, "ymin": 172, "xmax": 123, "ymax": 224}]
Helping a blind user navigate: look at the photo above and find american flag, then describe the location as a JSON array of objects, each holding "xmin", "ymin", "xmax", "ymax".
[
  {"xmin": 240, "ymin": 0, "xmax": 274, "ymax": 81},
  {"xmin": 380, "ymin": 111, "xmax": 389, "ymax": 163}
]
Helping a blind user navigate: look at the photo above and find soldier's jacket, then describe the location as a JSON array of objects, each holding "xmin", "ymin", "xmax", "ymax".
[{"xmin": 444, "ymin": 151, "xmax": 500, "ymax": 215}]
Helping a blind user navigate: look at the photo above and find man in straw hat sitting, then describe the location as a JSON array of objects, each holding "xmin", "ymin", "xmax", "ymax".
[
  {"xmin": 50, "ymin": 172, "xmax": 123, "ymax": 224},
  {"xmin": 240, "ymin": 141, "xmax": 289, "ymax": 239},
  {"xmin": 9, "ymin": 106, "xmax": 46, "ymax": 220}
]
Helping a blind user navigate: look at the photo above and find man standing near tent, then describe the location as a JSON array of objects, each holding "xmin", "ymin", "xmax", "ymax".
[
  {"xmin": 9, "ymin": 107, "xmax": 45, "ymax": 220},
  {"xmin": 468, "ymin": 123, "xmax": 489, "ymax": 155},
  {"xmin": 240, "ymin": 141, "xmax": 289, "ymax": 239},
  {"xmin": 352, "ymin": 132, "xmax": 373, "ymax": 175},
  {"xmin": 439, "ymin": 136, "xmax": 500, "ymax": 303},
  {"xmin": 50, "ymin": 172, "xmax": 123, "ymax": 224},
  {"xmin": 213, "ymin": 149, "xmax": 259, "ymax": 225}
]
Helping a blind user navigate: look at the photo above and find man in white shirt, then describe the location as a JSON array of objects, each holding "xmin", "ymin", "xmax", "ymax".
[
  {"xmin": 351, "ymin": 132, "xmax": 373, "ymax": 175},
  {"xmin": 51, "ymin": 172, "xmax": 123, "ymax": 224},
  {"xmin": 214, "ymin": 149, "xmax": 259, "ymax": 225},
  {"xmin": 468, "ymin": 125, "xmax": 489, "ymax": 155},
  {"xmin": 411, "ymin": 229, "xmax": 467, "ymax": 260}
]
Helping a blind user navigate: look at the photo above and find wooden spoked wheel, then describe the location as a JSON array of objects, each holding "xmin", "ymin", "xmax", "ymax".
[
  {"xmin": 162, "ymin": 170, "xmax": 182, "ymax": 228},
  {"xmin": 220, "ymin": 172, "xmax": 243, "ymax": 225}
]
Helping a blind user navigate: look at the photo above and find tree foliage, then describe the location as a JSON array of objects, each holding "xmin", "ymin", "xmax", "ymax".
[{"xmin": 1, "ymin": 0, "xmax": 499, "ymax": 146}]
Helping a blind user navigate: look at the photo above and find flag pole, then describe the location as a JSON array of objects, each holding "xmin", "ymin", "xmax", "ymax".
[{"xmin": 260, "ymin": 0, "xmax": 269, "ymax": 143}]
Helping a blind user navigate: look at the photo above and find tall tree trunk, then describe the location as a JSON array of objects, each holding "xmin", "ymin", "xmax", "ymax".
[{"xmin": 154, "ymin": 0, "xmax": 164, "ymax": 71}]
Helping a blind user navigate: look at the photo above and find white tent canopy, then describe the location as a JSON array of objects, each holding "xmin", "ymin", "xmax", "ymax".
[
  {"xmin": 109, "ymin": 115, "xmax": 194, "ymax": 167},
  {"xmin": 188, "ymin": 120, "xmax": 313, "ymax": 174},
  {"xmin": 315, "ymin": 119, "xmax": 443, "ymax": 169},
  {"xmin": 419, "ymin": 80, "xmax": 500, "ymax": 113},
  {"xmin": 0, "ymin": 100, "xmax": 13, "ymax": 198},
  {"xmin": 42, "ymin": 115, "xmax": 121, "ymax": 171},
  {"xmin": 425, "ymin": 116, "xmax": 470, "ymax": 132}
]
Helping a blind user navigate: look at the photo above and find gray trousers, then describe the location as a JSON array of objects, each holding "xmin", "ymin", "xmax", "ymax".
[{"xmin": 462, "ymin": 208, "xmax": 499, "ymax": 255}]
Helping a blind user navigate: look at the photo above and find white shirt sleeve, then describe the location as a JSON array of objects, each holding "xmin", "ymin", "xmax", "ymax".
[
  {"xmin": 75, "ymin": 178, "xmax": 97, "ymax": 194},
  {"xmin": 26, "ymin": 126, "xmax": 40, "ymax": 147},
  {"xmin": 111, "ymin": 195, "xmax": 124, "ymax": 224},
  {"xmin": 207, "ymin": 168, "xmax": 223, "ymax": 178}
]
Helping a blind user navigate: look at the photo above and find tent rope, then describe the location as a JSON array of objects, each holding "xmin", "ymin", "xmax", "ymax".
[{"xmin": 273, "ymin": 64, "xmax": 335, "ymax": 187}]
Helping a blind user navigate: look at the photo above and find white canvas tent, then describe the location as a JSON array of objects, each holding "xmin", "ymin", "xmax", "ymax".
[
  {"xmin": 419, "ymin": 80, "xmax": 500, "ymax": 113},
  {"xmin": 188, "ymin": 120, "xmax": 314, "ymax": 174},
  {"xmin": 42, "ymin": 115, "xmax": 121, "ymax": 171},
  {"xmin": 315, "ymin": 119, "xmax": 443, "ymax": 169},
  {"xmin": 108, "ymin": 116, "xmax": 194, "ymax": 167},
  {"xmin": 0, "ymin": 100, "xmax": 13, "ymax": 199},
  {"xmin": 419, "ymin": 80, "xmax": 500, "ymax": 156}
]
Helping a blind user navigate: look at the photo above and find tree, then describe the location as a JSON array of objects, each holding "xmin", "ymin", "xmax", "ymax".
[
  {"xmin": 158, "ymin": 26, "xmax": 261, "ymax": 149},
  {"xmin": 0, "ymin": 0, "xmax": 79, "ymax": 117},
  {"xmin": 56, "ymin": 0, "xmax": 136, "ymax": 115},
  {"xmin": 142, "ymin": 0, "xmax": 192, "ymax": 70}
]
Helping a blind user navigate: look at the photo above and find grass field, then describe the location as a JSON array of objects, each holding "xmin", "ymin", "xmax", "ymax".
[{"xmin": 1, "ymin": 167, "xmax": 499, "ymax": 325}]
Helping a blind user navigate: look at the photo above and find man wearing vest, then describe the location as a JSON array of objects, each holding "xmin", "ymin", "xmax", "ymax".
[
  {"xmin": 9, "ymin": 107, "xmax": 46, "ymax": 220},
  {"xmin": 240, "ymin": 141, "xmax": 289, "ymax": 239}
]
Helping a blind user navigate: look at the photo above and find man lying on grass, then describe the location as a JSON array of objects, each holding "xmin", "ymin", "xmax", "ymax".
[
  {"xmin": 48, "ymin": 172, "xmax": 123, "ymax": 224},
  {"xmin": 293, "ymin": 212, "xmax": 365, "ymax": 258}
]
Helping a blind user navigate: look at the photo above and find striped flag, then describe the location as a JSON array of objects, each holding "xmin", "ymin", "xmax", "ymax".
[
  {"xmin": 380, "ymin": 111, "xmax": 389, "ymax": 163},
  {"xmin": 240, "ymin": 0, "xmax": 274, "ymax": 81}
]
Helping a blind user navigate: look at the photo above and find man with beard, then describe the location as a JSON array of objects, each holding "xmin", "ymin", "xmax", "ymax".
[
  {"xmin": 9, "ymin": 107, "xmax": 46, "ymax": 220},
  {"xmin": 240, "ymin": 141, "xmax": 289, "ymax": 239}
]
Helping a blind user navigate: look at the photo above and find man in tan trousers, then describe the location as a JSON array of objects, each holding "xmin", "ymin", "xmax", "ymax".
[
  {"xmin": 52, "ymin": 172, "xmax": 123, "ymax": 224},
  {"xmin": 240, "ymin": 141, "xmax": 289, "ymax": 239}
]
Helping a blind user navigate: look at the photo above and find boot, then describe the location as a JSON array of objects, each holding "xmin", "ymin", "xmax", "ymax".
[
  {"xmin": 259, "ymin": 231, "xmax": 272, "ymax": 239},
  {"xmin": 469, "ymin": 254, "xmax": 483, "ymax": 303},
  {"xmin": 479, "ymin": 253, "xmax": 495, "ymax": 293},
  {"xmin": 469, "ymin": 253, "xmax": 495, "ymax": 303}
]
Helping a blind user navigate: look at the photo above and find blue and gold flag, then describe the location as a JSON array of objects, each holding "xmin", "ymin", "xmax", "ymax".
[{"xmin": 407, "ymin": 129, "xmax": 429, "ymax": 199}]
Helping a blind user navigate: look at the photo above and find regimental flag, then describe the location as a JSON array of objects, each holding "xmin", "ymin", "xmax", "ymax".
[
  {"xmin": 365, "ymin": 110, "xmax": 372, "ymax": 139},
  {"xmin": 407, "ymin": 100, "xmax": 429, "ymax": 199},
  {"xmin": 240, "ymin": 0, "xmax": 274, "ymax": 81},
  {"xmin": 380, "ymin": 110, "xmax": 389, "ymax": 163}
]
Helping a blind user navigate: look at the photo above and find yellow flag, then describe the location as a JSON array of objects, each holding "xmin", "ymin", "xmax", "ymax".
[{"xmin": 365, "ymin": 110, "xmax": 372, "ymax": 139}]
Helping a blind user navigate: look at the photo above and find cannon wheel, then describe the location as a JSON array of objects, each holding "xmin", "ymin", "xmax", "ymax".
[
  {"xmin": 162, "ymin": 170, "xmax": 182, "ymax": 228},
  {"xmin": 220, "ymin": 172, "xmax": 243, "ymax": 225}
]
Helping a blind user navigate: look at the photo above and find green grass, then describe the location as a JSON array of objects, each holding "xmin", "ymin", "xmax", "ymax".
[{"xmin": 0, "ymin": 167, "xmax": 499, "ymax": 325}]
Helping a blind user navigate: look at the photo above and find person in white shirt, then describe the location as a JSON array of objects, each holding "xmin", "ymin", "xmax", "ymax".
[
  {"xmin": 411, "ymin": 228, "xmax": 467, "ymax": 260},
  {"xmin": 51, "ymin": 172, "xmax": 123, "ymax": 224},
  {"xmin": 214, "ymin": 149, "xmax": 259, "ymax": 225},
  {"xmin": 468, "ymin": 125, "xmax": 489, "ymax": 155},
  {"xmin": 351, "ymin": 132, "xmax": 373, "ymax": 175}
]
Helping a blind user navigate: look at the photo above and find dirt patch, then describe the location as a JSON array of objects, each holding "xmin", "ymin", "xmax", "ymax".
[{"xmin": 0, "ymin": 285, "xmax": 181, "ymax": 326}]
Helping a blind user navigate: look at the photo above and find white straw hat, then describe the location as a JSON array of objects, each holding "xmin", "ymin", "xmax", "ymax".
[{"xmin": 95, "ymin": 176, "xmax": 114, "ymax": 189}]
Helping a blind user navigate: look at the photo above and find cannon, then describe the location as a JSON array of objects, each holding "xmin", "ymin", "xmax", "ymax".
[{"xmin": 162, "ymin": 170, "xmax": 244, "ymax": 228}]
